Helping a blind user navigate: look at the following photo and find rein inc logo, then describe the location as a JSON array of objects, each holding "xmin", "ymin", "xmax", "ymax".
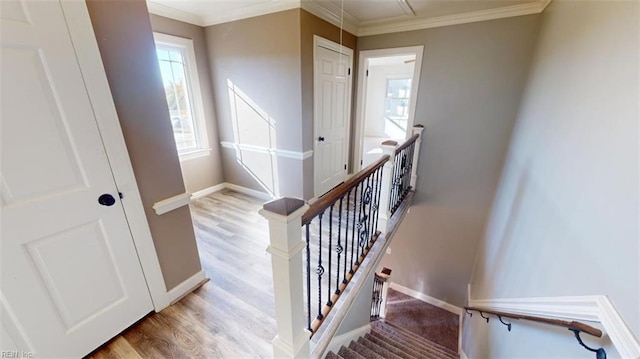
[{"xmin": 1, "ymin": 352, "xmax": 33, "ymax": 358}]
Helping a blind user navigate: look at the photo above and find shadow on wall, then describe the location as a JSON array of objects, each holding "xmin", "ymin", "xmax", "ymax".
[{"xmin": 227, "ymin": 79, "xmax": 279, "ymax": 196}]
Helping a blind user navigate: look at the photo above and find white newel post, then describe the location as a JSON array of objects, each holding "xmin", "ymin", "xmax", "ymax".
[
  {"xmin": 410, "ymin": 125, "xmax": 424, "ymax": 189},
  {"xmin": 378, "ymin": 268, "xmax": 392, "ymax": 319},
  {"xmin": 378, "ymin": 140, "xmax": 398, "ymax": 233},
  {"xmin": 259, "ymin": 198, "xmax": 311, "ymax": 359}
]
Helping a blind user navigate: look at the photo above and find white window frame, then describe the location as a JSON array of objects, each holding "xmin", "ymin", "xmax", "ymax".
[{"xmin": 153, "ymin": 32, "xmax": 210, "ymax": 161}]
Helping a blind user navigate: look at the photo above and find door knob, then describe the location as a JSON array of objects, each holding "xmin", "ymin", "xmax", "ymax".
[
  {"xmin": 318, "ymin": 136, "xmax": 325, "ymax": 142},
  {"xmin": 98, "ymin": 194, "xmax": 116, "ymax": 206}
]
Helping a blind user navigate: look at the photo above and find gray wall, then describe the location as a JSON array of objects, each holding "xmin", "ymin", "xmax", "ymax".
[
  {"xmin": 359, "ymin": 14, "xmax": 542, "ymax": 306},
  {"xmin": 205, "ymin": 10, "xmax": 306, "ymax": 199},
  {"xmin": 149, "ymin": 15, "xmax": 224, "ymax": 194},
  {"xmin": 86, "ymin": 0, "xmax": 202, "ymax": 291},
  {"xmin": 464, "ymin": 0, "xmax": 639, "ymax": 357}
]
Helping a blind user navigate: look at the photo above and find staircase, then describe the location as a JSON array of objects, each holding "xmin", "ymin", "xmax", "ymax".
[{"xmin": 325, "ymin": 320, "xmax": 459, "ymax": 359}]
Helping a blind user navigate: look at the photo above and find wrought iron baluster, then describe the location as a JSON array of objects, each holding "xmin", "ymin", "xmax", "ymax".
[
  {"xmin": 335, "ymin": 197, "xmax": 343, "ymax": 294},
  {"xmin": 350, "ymin": 184, "xmax": 357, "ymax": 273},
  {"xmin": 372, "ymin": 166, "xmax": 382, "ymax": 235},
  {"xmin": 316, "ymin": 212, "xmax": 324, "ymax": 320},
  {"xmin": 355, "ymin": 182, "xmax": 365, "ymax": 264},
  {"xmin": 305, "ymin": 223, "xmax": 311, "ymax": 331},
  {"xmin": 327, "ymin": 204, "xmax": 333, "ymax": 306},
  {"xmin": 343, "ymin": 189, "xmax": 351, "ymax": 282},
  {"xmin": 365, "ymin": 173, "xmax": 375, "ymax": 248}
]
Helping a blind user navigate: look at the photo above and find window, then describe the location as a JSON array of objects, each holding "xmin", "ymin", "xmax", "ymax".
[
  {"xmin": 154, "ymin": 33, "xmax": 209, "ymax": 160},
  {"xmin": 384, "ymin": 78, "xmax": 412, "ymax": 121}
]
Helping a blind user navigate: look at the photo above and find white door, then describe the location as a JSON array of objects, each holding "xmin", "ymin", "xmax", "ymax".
[
  {"xmin": 0, "ymin": 1, "xmax": 153, "ymax": 357},
  {"xmin": 314, "ymin": 42, "xmax": 352, "ymax": 197}
]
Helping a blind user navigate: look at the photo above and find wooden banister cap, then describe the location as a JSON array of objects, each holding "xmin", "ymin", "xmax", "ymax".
[
  {"xmin": 414, "ymin": 124, "xmax": 424, "ymax": 128},
  {"xmin": 262, "ymin": 197, "xmax": 305, "ymax": 216},
  {"xmin": 381, "ymin": 140, "xmax": 398, "ymax": 146}
]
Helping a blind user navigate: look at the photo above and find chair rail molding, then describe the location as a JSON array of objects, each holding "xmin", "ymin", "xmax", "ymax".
[
  {"xmin": 220, "ymin": 141, "xmax": 313, "ymax": 160},
  {"xmin": 468, "ymin": 294, "xmax": 640, "ymax": 358},
  {"xmin": 152, "ymin": 193, "xmax": 192, "ymax": 215}
]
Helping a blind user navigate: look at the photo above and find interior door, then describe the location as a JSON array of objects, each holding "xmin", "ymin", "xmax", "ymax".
[
  {"xmin": 314, "ymin": 45, "xmax": 351, "ymax": 196},
  {"xmin": 0, "ymin": 1, "xmax": 152, "ymax": 357}
]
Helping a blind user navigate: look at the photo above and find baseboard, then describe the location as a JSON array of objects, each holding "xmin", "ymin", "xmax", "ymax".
[
  {"xmin": 223, "ymin": 183, "xmax": 275, "ymax": 201},
  {"xmin": 390, "ymin": 282, "xmax": 462, "ymax": 316},
  {"xmin": 325, "ymin": 323, "xmax": 371, "ymax": 355},
  {"xmin": 155, "ymin": 270, "xmax": 207, "ymax": 311},
  {"xmin": 191, "ymin": 183, "xmax": 226, "ymax": 199},
  {"xmin": 468, "ymin": 294, "xmax": 640, "ymax": 358},
  {"xmin": 460, "ymin": 348, "xmax": 470, "ymax": 359},
  {"xmin": 189, "ymin": 182, "xmax": 276, "ymax": 202}
]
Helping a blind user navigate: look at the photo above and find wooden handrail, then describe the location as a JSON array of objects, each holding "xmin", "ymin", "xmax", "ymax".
[
  {"xmin": 302, "ymin": 155, "xmax": 389, "ymax": 225},
  {"xmin": 395, "ymin": 133, "xmax": 419, "ymax": 154},
  {"xmin": 464, "ymin": 306, "xmax": 602, "ymax": 337}
]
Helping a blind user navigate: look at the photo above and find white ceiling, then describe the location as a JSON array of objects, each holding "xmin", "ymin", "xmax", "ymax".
[{"xmin": 147, "ymin": 0, "xmax": 550, "ymax": 36}]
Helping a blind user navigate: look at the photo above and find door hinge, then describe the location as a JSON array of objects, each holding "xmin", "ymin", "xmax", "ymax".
[
  {"xmin": 366, "ymin": 69, "xmax": 369, "ymax": 77},
  {"xmin": 344, "ymin": 164, "xmax": 347, "ymax": 170},
  {"xmin": 118, "ymin": 192, "xmax": 124, "ymax": 199},
  {"xmin": 348, "ymin": 68, "xmax": 351, "ymax": 75},
  {"xmin": 360, "ymin": 160, "xmax": 363, "ymax": 165}
]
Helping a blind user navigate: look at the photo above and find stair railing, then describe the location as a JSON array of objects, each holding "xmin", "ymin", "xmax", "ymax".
[{"xmin": 260, "ymin": 126, "xmax": 424, "ymax": 358}]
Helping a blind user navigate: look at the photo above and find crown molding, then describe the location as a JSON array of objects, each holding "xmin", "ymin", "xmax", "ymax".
[
  {"xmin": 199, "ymin": 0, "xmax": 300, "ymax": 27},
  {"xmin": 300, "ymin": 0, "xmax": 359, "ymax": 36},
  {"xmin": 146, "ymin": 1, "xmax": 206, "ymax": 26},
  {"xmin": 147, "ymin": 0, "xmax": 551, "ymax": 36},
  {"xmin": 357, "ymin": 0, "xmax": 551, "ymax": 36}
]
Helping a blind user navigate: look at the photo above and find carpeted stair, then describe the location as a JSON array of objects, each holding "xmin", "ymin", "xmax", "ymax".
[{"xmin": 325, "ymin": 320, "xmax": 459, "ymax": 359}]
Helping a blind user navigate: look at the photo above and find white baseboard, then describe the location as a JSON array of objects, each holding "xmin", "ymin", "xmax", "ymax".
[
  {"xmin": 460, "ymin": 349, "xmax": 470, "ymax": 359},
  {"xmin": 189, "ymin": 182, "xmax": 276, "ymax": 202},
  {"xmin": 468, "ymin": 294, "xmax": 640, "ymax": 358},
  {"xmin": 191, "ymin": 183, "xmax": 226, "ymax": 199},
  {"xmin": 390, "ymin": 282, "xmax": 462, "ymax": 316},
  {"xmin": 155, "ymin": 270, "xmax": 207, "ymax": 311},
  {"xmin": 325, "ymin": 323, "xmax": 371, "ymax": 355}
]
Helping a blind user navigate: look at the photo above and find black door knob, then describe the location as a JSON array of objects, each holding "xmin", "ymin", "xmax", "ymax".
[
  {"xmin": 318, "ymin": 136, "xmax": 325, "ymax": 142},
  {"xmin": 98, "ymin": 194, "xmax": 116, "ymax": 206}
]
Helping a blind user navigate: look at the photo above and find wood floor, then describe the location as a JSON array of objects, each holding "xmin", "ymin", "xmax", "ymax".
[{"xmin": 88, "ymin": 190, "xmax": 276, "ymax": 359}]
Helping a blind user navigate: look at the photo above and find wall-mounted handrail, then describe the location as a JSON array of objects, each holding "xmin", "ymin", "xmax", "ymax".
[{"xmin": 465, "ymin": 306, "xmax": 607, "ymax": 358}]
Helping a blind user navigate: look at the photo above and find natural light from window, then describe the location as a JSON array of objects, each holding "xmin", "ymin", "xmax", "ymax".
[{"xmin": 154, "ymin": 33, "xmax": 209, "ymax": 159}]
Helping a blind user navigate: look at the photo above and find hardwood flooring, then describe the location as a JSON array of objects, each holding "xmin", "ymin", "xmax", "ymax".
[{"xmin": 88, "ymin": 190, "xmax": 276, "ymax": 359}]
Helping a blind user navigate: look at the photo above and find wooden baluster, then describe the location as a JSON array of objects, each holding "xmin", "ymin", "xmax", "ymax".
[{"xmin": 260, "ymin": 198, "xmax": 310, "ymax": 359}]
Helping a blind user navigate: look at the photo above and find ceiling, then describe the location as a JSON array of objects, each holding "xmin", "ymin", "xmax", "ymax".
[{"xmin": 146, "ymin": 0, "xmax": 550, "ymax": 36}]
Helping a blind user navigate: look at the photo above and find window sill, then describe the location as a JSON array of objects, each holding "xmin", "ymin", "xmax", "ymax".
[{"xmin": 179, "ymin": 148, "xmax": 211, "ymax": 162}]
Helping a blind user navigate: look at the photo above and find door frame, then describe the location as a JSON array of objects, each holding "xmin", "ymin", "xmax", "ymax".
[
  {"xmin": 353, "ymin": 46, "xmax": 424, "ymax": 172},
  {"xmin": 313, "ymin": 35, "xmax": 354, "ymax": 197},
  {"xmin": 61, "ymin": 1, "xmax": 170, "ymax": 311}
]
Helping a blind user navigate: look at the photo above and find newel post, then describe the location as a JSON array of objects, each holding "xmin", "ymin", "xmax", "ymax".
[
  {"xmin": 379, "ymin": 268, "xmax": 392, "ymax": 319},
  {"xmin": 378, "ymin": 140, "xmax": 398, "ymax": 232},
  {"xmin": 410, "ymin": 125, "xmax": 424, "ymax": 188},
  {"xmin": 259, "ymin": 198, "xmax": 311, "ymax": 359}
]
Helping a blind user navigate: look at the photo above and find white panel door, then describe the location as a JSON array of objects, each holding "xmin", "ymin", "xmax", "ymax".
[
  {"xmin": 0, "ymin": 1, "xmax": 153, "ymax": 357},
  {"xmin": 314, "ymin": 45, "xmax": 351, "ymax": 196}
]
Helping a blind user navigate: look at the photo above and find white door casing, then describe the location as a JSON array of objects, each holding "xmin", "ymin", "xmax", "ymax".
[
  {"xmin": 1, "ymin": 1, "xmax": 153, "ymax": 356},
  {"xmin": 313, "ymin": 36, "xmax": 353, "ymax": 197},
  {"xmin": 354, "ymin": 46, "xmax": 424, "ymax": 172}
]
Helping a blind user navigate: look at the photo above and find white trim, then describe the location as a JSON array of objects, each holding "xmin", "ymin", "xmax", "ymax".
[
  {"xmin": 300, "ymin": 0, "xmax": 359, "ymax": 36},
  {"xmin": 468, "ymin": 294, "xmax": 640, "ymax": 358},
  {"xmin": 61, "ymin": 1, "xmax": 169, "ymax": 311},
  {"xmin": 354, "ymin": 46, "xmax": 424, "ymax": 171},
  {"xmin": 356, "ymin": 0, "xmax": 552, "ymax": 36},
  {"xmin": 190, "ymin": 183, "xmax": 227, "ymax": 200},
  {"xmin": 146, "ymin": 0, "xmax": 550, "ymax": 37},
  {"xmin": 220, "ymin": 141, "xmax": 313, "ymax": 160},
  {"xmin": 225, "ymin": 183, "xmax": 276, "ymax": 201},
  {"xmin": 146, "ymin": 1, "xmax": 205, "ymax": 26},
  {"xmin": 390, "ymin": 282, "xmax": 462, "ymax": 316},
  {"xmin": 325, "ymin": 323, "xmax": 372, "ymax": 355},
  {"xmin": 152, "ymin": 193, "xmax": 192, "ymax": 215},
  {"xmin": 162, "ymin": 271, "xmax": 206, "ymax": 308},
  {"xmin": 313, "ymin": 36, "xmax": 354, "ymax": 197},
  {"xmin": 460, "ymin": 349, "xmax": 470, "ymax": 359},
  {"xmin": 153, "ymin": 32, "xmax": 210, "ymax": 155}
]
